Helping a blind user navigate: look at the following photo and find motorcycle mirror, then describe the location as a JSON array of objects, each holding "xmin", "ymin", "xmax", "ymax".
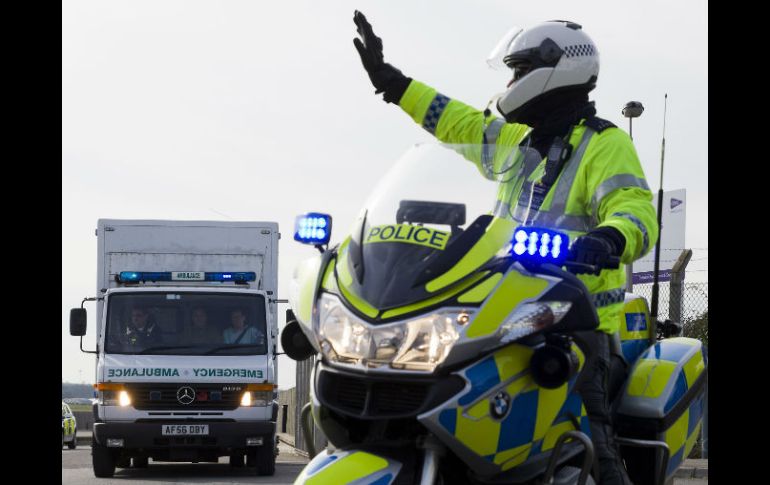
[{"xmin": 281, "ymin": 313, "xmax": 316, "ymax": 361}]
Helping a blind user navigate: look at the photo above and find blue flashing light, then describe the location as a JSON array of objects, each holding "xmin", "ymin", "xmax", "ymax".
[
  {"xmin": 552, "ymin": 235, "xmax": 563, "ymax": 259},
  {"xmin": 118, "ymin": 271, "xmax": 170, "ymax": 282},
  {"xmin": 118, "ymin": 271, "xmax": 144, "ymax": 282},
  {"xmin": 539, "ymin": 242, "xmax": 549, "ymax": 257},
  {"xmin": 528, "ymin": 232, "xmax": 538, "ymax": 255},
  {"xmin": 205, "ymin": 272, "xmax": 256, "ymax": 282},
  {"xmin": 294, "ymin": 212, "xmax": 333, "ymax": 245},
  {"xmin": 510, "ymin": 226, "xmax": 570, "ymax": 264}
]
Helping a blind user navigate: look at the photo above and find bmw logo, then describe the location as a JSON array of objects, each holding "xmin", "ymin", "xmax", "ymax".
[{"xmin": 490, "ymin": 391, "xmax": 511, "ymax": 419}]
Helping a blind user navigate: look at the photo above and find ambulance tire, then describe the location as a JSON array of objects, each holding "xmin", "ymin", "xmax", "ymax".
[
  {"xmin": 92, "ymin": 442, "xmax": 116, "ymax": 478},
  {"xmin": 256, "ymin": 442, "xmax": 275, "ymax": 476}
]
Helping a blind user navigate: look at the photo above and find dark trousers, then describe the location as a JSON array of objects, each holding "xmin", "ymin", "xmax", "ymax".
[{"xmin": 577, "ymin": 331, "xmax": 631, "ymax": 485}]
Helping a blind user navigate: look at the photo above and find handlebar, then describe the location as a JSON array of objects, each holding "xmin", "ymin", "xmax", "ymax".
[{"xmin": 562, "ymin": 255, "xmax": 621, "ymax": 275}]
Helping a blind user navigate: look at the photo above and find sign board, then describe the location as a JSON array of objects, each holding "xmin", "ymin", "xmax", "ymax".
[{"xmin": 632, "ymin": 189, "xmax": 686, "ymax": 284}]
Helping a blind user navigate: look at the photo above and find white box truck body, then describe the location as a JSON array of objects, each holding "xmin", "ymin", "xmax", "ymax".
[{"xmin": 80, "ymin": 219, "xmax": 280, "ymax": 476}]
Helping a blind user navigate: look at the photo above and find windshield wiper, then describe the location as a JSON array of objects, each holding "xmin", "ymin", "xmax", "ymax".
[
  {"xmin": 203, "ymin": 344, "xmax": 264, "ymax": 355},
  {"xmin": 136, "ymin": 345, "xmax": 199, "ymax": 354}
]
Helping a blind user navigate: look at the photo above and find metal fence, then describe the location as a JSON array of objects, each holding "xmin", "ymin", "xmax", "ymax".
[
  {"xmin": 632, "ymin": 280, "xmax": 708, "ymax": 340},
  {"xmin": 277, "ymin": 356, "xmax": 326, "ymax": 456}
]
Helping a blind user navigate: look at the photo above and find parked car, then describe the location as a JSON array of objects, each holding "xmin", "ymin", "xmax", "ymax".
[{"xmin": 62, "ymin": 402, "xmax": 77, "ymax": 449}]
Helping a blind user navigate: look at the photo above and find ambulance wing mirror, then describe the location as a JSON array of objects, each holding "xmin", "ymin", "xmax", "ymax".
[
  {"xmin": 70, "ymin": 308, "xmax": 87, "ymax": 336},
  {"xmin": 71, "ymin": 298, "xmax": 98, "ymax": 354}
]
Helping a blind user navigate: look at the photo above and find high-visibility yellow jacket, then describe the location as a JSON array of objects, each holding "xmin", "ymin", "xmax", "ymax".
[{"xmin": 398, "ymin": 80, "xmax": 658, "ymax": 334}]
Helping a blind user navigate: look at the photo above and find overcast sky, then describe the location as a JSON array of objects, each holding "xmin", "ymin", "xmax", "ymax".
[{"xmin": 62, "ymin": 0, "xmax": 708, "ymax": 389}]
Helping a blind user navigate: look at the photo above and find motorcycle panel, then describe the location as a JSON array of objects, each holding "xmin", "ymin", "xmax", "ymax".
[
  {"xmin": 615, "ymin": 337, "xmax": 707, "ymax": 484},
  {"xmin": 294, "ymin": 449, "xmax": 402, "ymax": 485},
  {"xmin": 419, "ymin": 342, "xmax": 592, "ymax": 477},
  {"xmin": 620, "ymin": 294, "xmax": 652, "ymax": 365}
]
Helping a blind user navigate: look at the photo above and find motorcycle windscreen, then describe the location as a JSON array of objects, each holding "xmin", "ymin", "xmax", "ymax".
[{"xmin": 340, "ymin": 143, "xmax": 534, "ymax": 312}]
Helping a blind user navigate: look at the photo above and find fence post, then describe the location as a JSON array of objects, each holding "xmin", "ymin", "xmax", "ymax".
[
  {"xmin": 668, "ymin": 249, "xmax": 692, "ymax": 323},
  {"xmin": 294, "ymin": 355, "xmax": 314, "ymax": 453},
  {"xmin": 625, "ymin": 263, "xmax": 633, "ymax": 292}
]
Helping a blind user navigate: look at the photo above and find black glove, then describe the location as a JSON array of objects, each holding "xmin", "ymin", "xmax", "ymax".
[
  {"xmin": 568, "ymin": 227, "xmax": 625, "ymax": 274},
  {"xmin": 353, "ymin": 10, "xmax": 411, "ymax": 103}
]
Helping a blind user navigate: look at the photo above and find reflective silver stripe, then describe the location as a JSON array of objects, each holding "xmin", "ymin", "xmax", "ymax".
[
  {"xmin": 593, "ymin": 288, "xmax": 625, "ymax": 308},
  {"xmin": 493, "ymin": 199, "xmax": 506, "ymax": 218},
  {"xmin": 546, "ymin": 128, "xmax": 595, "ymax": 217},
  {"xmin": 493, "ymin": 199, "xmax": 524, "ymax": 222},
  {"xmin": 612, "ymin": 212, "xmax": 650, "ymax": 256},
  {"xmin": 495, "ymin": 128, "xmax": 597, "ymax": 233},
  {"xmin": 513, "ymin": 206, "xmax": 593, "ymax": 232},
  {"xmin": 520, "ymin": 128, "xmax": 595, "ymax": 231},
  {"xmin": 422, "ymin": 93, "xmax": 451, "ymax": 135},
  {"xmin": 484, "ymin": 118, "xmax": 505, "ymax": 145},
  {"xmin": 481, "ymin": 119, "xmax": 506, "ymax": 175},
  {"xmin": 511, "ymin": 203, "xmax": 529, "ymax": 222},
  {"xmin": 494, "ymin": 148, "xmax": 542, "ymax": 219},
  {"xmin": 536, "ymin": 211, "xmax": 594, "ymax": 232},
  {"xmin": 518, "ymin": 180, "xmax": 534, "ymax": 212},
  {"xmin": 591, "ymin": 174, "xmax": 650, "ymax": 217},
  {"xmin": 522, "ymin": 149, "xmax": 543, "ymax": 178}
]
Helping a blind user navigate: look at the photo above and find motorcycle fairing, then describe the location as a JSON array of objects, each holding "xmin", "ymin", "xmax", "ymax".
[
  {"xmin": 418, "ymin": 341, "xmax": 593, "ymax": 478},
  {"xmin": 293, "ymin": 449, "xmax": 403, "ymax": 485}
]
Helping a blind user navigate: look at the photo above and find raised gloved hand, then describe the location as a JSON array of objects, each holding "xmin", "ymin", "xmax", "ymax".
[
  {"xmin": 568, "ymin": 227, "xmax": 625, "ymax": 274},
  {"xmin": 353, "ymin": 10, "xmax": 410, "ymax": 103}
]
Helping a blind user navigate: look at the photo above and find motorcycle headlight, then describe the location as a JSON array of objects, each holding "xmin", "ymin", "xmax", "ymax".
[
  {"xmin": 496, "ymin": 302, "xmax": 572, "ymax": 344},
  {"xmin": 317, "ymin": 293, "xmax": 470, "ymax": 372}
]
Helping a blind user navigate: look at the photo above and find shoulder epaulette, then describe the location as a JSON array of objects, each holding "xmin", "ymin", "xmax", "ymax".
[{"xmin": 584, "ymin": 116, "xmax": 617, "ymax": 133}]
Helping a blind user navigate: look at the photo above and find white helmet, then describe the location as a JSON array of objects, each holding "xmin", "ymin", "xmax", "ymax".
[{"xmin": 488, "ymin": 21, "xmax": 600, "ymax": 123}]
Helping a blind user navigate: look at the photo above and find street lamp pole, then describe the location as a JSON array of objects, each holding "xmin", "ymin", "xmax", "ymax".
[{"xmin": 621, "ymin": 101, "xmax": 644, "ymax": 293}]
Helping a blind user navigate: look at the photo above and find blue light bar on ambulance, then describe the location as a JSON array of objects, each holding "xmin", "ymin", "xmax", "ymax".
[
  {"xmin": 117, "ymin": 271, "xmax": 256, "ymax": 283},
  {"xmin": 294, "ymin": 213, "xmax": 332, "ymax": 245},
  {"xmin": 511, "ymin": 227, "xmax": 569, "ymax": 264}
]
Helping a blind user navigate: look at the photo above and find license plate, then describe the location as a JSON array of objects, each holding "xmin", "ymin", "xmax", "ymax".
[{"xmin": 162, "ymin": 424, "xmax": 209, "ymax": 436}]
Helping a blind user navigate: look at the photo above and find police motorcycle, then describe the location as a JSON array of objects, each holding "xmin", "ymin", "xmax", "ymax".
[{"xmin": 282, "ymin": 143, "xmax": 707, "ymax": 485}]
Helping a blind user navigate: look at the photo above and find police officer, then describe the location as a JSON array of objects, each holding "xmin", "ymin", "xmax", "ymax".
[
  {"xmin": 353, "ymin": 11, "xmax": 658, "ymax": 485},
  {"xmin": 123, "ymin": 306, "xmax": 161, "ymax": 348}
]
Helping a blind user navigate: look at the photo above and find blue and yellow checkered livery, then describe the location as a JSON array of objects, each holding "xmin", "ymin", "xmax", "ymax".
[
  {"xmin": 615, "ymin": 337, "xmax": 707, "ymax": 483},
  {"xmin": 620, "ymin": 293, "xmax": 652, "ymax": 365},
  {"xmin": 420, "ymin": 342, "xmax": 593, "ymax": 476},
  {"xmin": 293, "ymin": 449, "xmax": 403, "ymax": 485}
]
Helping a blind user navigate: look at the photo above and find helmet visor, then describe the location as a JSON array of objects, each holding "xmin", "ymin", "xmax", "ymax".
[{"xmin": 486, "ymin": 26, "xmax": 523, "ymax": 70}]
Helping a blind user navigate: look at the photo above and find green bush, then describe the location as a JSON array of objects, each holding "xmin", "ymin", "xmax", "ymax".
[{"xmin": 683, "ymin": 310, "xmax": 707, "ymax": 348}]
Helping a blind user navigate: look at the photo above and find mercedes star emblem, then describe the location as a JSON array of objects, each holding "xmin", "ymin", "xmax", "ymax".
[{"xmin": 177, "ymin": 386, "xmax": 195, "ymax": 405}]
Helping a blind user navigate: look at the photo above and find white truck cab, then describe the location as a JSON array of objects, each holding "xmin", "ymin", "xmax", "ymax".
[{"xmin": 70, "ymin": 219, "xmax": 280, "ymax": 477}]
